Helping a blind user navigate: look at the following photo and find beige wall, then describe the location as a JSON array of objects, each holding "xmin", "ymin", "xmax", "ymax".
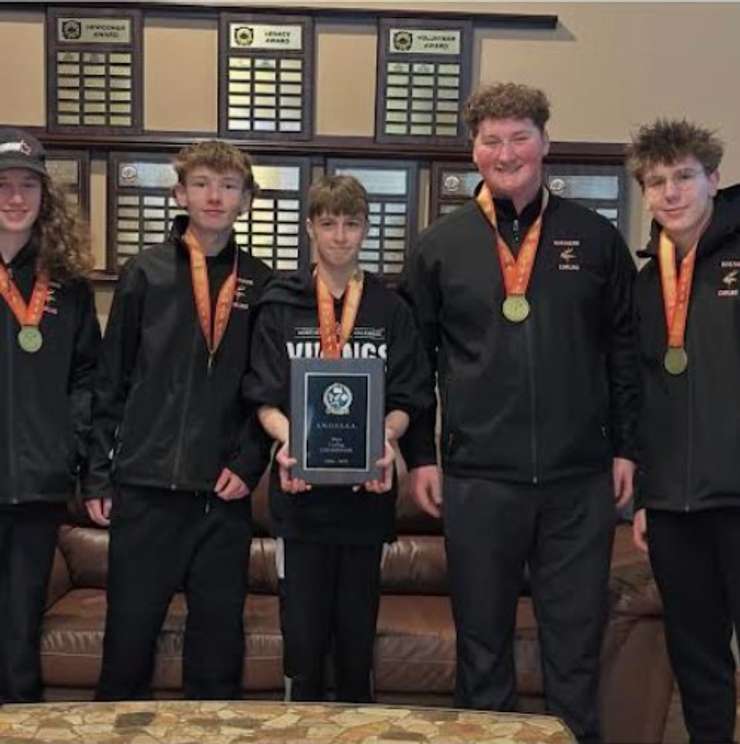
[{"xmin": 1, "ymin": 2, "xmax": 738, "ymax": 258}]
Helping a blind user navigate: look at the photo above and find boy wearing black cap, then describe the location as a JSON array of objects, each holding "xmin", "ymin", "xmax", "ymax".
[{"xmin": 0, "ymin": 127, "xmax": 101, "ymax": 702}]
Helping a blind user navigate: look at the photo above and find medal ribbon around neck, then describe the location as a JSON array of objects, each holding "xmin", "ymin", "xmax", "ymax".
[
  {"xmin": 182, "ymin": 227, "xmax": 239, "ymax": 370},
  {"xmin": 475, "ymin": 183, "xmax": 549, "ymax": 322},
  {"xmin": 0, "ymin": 263, "xmax": 50, "ymax": 353},
  {"xmin": 658, "ymin": 231, "xmax": 697, "ymax": 375},
  {"xmin": 315, "ymin": 269, "xmax": 364, "ymax": 359}
]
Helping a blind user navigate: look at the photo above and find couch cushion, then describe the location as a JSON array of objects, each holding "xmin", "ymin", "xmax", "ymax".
[
  {"xmin": 375, "ymin": 595, "xmax": 543, "ymax": 696},
  {"xmin": 380, "ymin": 536, "xmax": 448, "ymax": 595},
  {"xmin": 57, "ymin": 526, "xmax": 280, "ymax": 595},
  {"xmin": 41, "ymin": 590, "xmax": 283, "ymax": 692}
]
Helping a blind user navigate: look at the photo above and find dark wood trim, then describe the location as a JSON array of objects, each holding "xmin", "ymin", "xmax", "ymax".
[
  {"xmin": 29, "ymin": 129, "xmax": 627, "ymax": 164},
  {"xmin": 4, "ymin": 3, "xmax": 557, "ymax": 29},
  {"xmin": 91, "ymin": 269, "xmax": 119, "ymax": 284}
]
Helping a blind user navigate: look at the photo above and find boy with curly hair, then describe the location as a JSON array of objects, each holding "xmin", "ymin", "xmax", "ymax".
[
  {"xmin": 629, "ymin": 118, "xmax": 740, "ymax": 744},
  {"xmin": 0, "ymin": 127, "xmax": 101, "ymax": 702}
]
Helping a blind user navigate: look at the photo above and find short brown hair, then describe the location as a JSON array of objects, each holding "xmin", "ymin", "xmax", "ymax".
[
  {"xmin": 173, "ymin": 140, "xmax": 257, "ymax": 193},
  {"xmin": 307, "ymin": 175, "xmax": 369, "ymax": 220},
  {"xmin": 628, "ymin": 119, "xmax": 724, "ymax": 185},
  {"xmin": 463, "ymin": 82, "xmax": 550, "ymax": 138}
]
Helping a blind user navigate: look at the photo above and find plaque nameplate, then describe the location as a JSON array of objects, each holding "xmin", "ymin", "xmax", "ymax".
[
  {"xmin": 118, "ymin": 162, "xmax": 177, "ymax": 189},
  {"xmin": 334, "ymin": 168, "xmax": 407, "ymax": 197},
  {"xmin": 230, "ymin": 23, "xmax": 303, "ymax": 51},
  {"xmin": 58, "ymin": 17, "xmax": 131, "ymax": 44},
  {"xmin": 389, "ymin": 28, "xmax": 460, "ymax": 55}
]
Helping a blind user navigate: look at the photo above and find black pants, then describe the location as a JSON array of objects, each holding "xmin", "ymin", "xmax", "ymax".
[
  {"xmin": 96, "ymin": 486, "xmax": 252, "ymax": 701},
  {"xmin": 648, "ymin": 508, "xmax": 740, "ymax": 744},
  {"xmin": 278, "ymin": 539, "xmax": 383, "ymax": 703},
  {"xmin": 0, "ymin": 502, "xmax": 66, "ymax": 703},
  {"xmin": 443, "ymin": 471, "xmax": 615, "ymax": 744}
]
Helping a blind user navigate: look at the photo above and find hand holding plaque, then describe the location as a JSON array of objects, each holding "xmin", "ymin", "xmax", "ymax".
[{"xmin": 275, "ymin": 441, "xmax": 311, "ymax": 493}]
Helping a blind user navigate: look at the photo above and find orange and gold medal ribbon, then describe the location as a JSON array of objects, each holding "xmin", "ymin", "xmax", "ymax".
[
  {"xmin": 476, "ymin": 184, "xmax": 549, "ymax": 323},
  {"xmin": 0, "ymin": 263, "xmax": 50, "ymax": 353},
  {"xmin": 658, "ymin": 231, "xmax": 697, "ymax": 375},
  {"xmin": 316, "ymin": 269, "xmax": 364, "ymax": 359},
  {"xmin": 183, "ymin": 228, "xmax": 238, "ymax": 372}
]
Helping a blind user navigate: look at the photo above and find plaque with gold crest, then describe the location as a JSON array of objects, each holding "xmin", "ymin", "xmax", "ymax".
[
  {"xmin": 545, "ymin": 164, "xmax": 628, "ymax": 235},
  {"xmin": 219, "ymin": 13, "xmax": 314, "ymax": 140},
  {"xmin": 430, "ymin": 161, "xmax": 480, "ymax": 220},
  {"xmin": 376, "ymin": 18, "xmax": 472, "ymax": 145},
  {"xmin": 327, "ymin": 159, "xmax": 418, "ymax": 285},
  {"xmin": 47, "ymin": 7, "xmax": 142, "ymax": 134}
]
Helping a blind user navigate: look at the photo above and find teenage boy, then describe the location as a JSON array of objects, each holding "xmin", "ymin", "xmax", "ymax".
[
  {"xmin": 85, "ymin": 140, "xmax": 272, "ymax": 700},
  {"xmin": 629, "ymin": 119, "xmax": 740, "ymax": 744},
  {"xmin": 244, "ymin": 174, "xmax": 432, "ymax": 703},
  {"xmin": 399, "ymin": 83, "xmax": 639, "ymax": 743},
  {"xmin": 0, "ymin": 127, "xmax": 100, "ymax": 702}
]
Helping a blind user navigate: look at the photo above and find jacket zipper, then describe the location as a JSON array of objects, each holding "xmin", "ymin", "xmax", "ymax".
[
  {"xmin": 513, "ymin": 218, "xmax": 538, "ymax": 484},
  {"xmin": 6, "ymin": 276, "xmax": 18, "ymax": 502},
  {"xmin": 171, "ymin": 324, "xmax": 201, "ymax": 490},
  {"xmin": 525, "ymin": 321, "xmax": 538, "ymax": 484},
  {"xmin": 684, "ymin": 339, "xmax": 693, "ymax": 512}
]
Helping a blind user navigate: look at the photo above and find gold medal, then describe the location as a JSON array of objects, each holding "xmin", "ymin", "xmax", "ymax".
[
  {"xmin": 502, "ymin": 295, "xmax": 530, "ymax": 323},
  {"xmin": 18, "ymin": 325, "xmax": 43, "ymax": 353},
  {"xmin": 664, "ymin": 346, "xmax": 688, "ymax": 375}
]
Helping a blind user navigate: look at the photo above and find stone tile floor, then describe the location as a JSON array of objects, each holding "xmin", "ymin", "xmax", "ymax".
[{"xmin": 0, "ymin": 700, "xmax": 575, "ymax": 743}]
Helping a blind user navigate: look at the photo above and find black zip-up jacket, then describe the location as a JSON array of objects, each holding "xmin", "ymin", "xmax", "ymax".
[
  {"xmin": 635, "ymin": 184, "xmax": 740, "ymax": 512},
  {"xmin": 84, "ymin": 216, "xmax": 272, "ymax": 500},
  {"xmin": 1, "ymin": 240, "xmax": 101, "ymax": 505},
  {"xmin": 399, "ymin": 187, "xmax": 639, "ymax": 484},
  {"xmin": 243, "ymin": 269, "xmax": 434, "ymax": 544}
]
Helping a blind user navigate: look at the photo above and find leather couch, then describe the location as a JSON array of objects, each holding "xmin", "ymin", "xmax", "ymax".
[{"xmin": 40, "ymin": 469, "xmax": 674, "ymax": 744}]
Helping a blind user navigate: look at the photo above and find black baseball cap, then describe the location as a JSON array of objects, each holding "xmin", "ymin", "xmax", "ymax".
[{"xmin": 0, "ymin": 128, "xmax": 47, "ymax": 177}]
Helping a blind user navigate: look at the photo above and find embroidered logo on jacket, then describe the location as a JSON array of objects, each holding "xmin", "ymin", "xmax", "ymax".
[
  {"xmin": 43, "ymin": 281, "xmax": 62, "ymax": 315},
  {"xmin": 233, "ymin": 277, "xmax": 254, "ymax": 310},
  {"xmin": 555, "ymin": 242, "xmax": 581, "ymax": 271},
  {"xmin": 718, "ymin": 267, "xmax": 739, "ymax": 297}
]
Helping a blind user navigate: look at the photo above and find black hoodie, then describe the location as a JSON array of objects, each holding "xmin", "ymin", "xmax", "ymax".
[
  {"xmin": 635, "ymin": 184, "xmax": 740, "ymax": 511},
  {"xmin": 244, "ymin": 268, "xmax": 433, "ymax": 544},
  {"xmin": 1, "ymin": 239, "xmax": 101, "ymax": 505},
  {"xmin": 85, "ymin": 216, "xmax": 272, "ymax": 500}
]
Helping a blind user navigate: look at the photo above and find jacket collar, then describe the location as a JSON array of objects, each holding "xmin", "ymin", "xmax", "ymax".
[{"xmin": 169, "ymin": 214, "xmax": 239, "ymax": 263}]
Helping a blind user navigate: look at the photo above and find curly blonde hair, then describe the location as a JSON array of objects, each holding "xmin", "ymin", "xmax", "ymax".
[{"xmin": 34, "ymin": 177, "xmax": 94, "ymax": 281}]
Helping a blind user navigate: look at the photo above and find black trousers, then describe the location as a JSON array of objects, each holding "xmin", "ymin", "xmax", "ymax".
[
  {"xmin": 443, "ymin": 471, "xmax": 615, "ymax": 744},
  {"xmin": 0, "ymin": 502, "xmax": 66, "ymax": 703},
  {"xmin": 278, "ymin": 538, "xmax": 383, "ymax": 703},
  {"xmin": 648, "ymin": 508, "xmax": 740, "ymax": 744},
  {"xmin": 96, "ymin": 486, "xmax": 252, "ymax": 701}
]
